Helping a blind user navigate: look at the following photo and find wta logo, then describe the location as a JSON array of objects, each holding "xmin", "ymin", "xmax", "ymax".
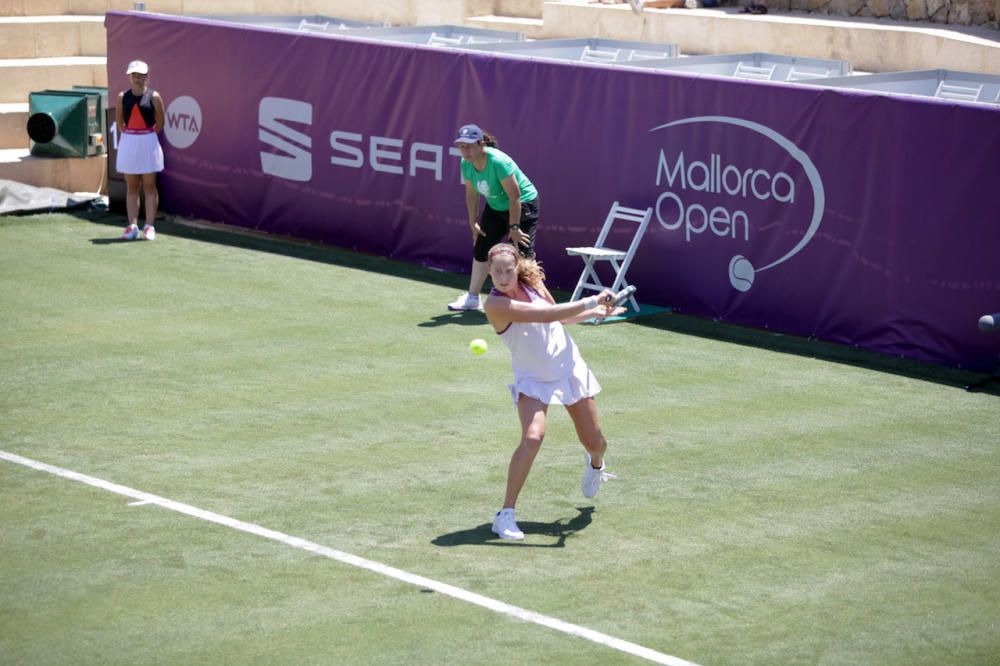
[
  {"xmin": 650, "ymin": 116, "xmax": 825, "ymax": 292},
  {"xmin": 164, "ymin": 95, "xmax": 202, "ymax": 149}
]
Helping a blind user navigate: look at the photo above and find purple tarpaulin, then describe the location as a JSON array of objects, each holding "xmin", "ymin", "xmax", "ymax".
[{"xmin": 106, "ymin": 12, "xmax": 1000, "ymax": 372}]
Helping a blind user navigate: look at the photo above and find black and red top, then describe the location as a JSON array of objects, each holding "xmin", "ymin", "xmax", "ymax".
[{"xmin": 122, "ymin": 89, "xmax": 156, "ymax": 134}]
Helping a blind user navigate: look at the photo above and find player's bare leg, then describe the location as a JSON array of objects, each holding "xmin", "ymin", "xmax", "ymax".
[
  {"xmin": 566, "ymin": 397, "xmax": 606, "ymax": 467},
  {"xmin": 503, "ymin": 395, "xmax": 548, "ymax": 509}
]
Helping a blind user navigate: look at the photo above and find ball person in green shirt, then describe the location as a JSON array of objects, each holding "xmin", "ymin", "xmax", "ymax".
[{"xmin": 448, "ymin": 124, "xmax": 540, "ymax": 312}]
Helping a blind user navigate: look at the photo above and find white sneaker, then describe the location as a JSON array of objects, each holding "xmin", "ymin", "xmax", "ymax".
[
  {"xmin": 447, "ymin": 292, "xmax": 482, "ymax": 311},
  {"xmin": 120, "ymin": 223, "xmax": 139, "ymax": 240},
  {"xmin": 629, "ymin": 0, "xmax": 644, "ymax": 13},
  {"xmin": 582, "ymin": 452, "xmax": 616, "ymax": 499},
  {"xmin": 141, "ymin": 224, "xmax": 156, "ymax": 241},
  {"xmin": 491, "ymin": 508, "xmax": 524, "ymax": 540}
]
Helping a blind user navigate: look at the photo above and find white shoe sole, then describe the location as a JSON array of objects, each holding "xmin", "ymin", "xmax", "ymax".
[
  {"xmin": 491, "ymin": 526, "xmax": 524, "ymax": 540},
  {"xmin": 491, "ymin": 513, "xmax": 525, "ymax": 540}
]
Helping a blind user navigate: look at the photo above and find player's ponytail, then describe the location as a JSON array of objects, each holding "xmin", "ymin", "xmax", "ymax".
[
  {"xmin": 518, "ymin": 256, "xmax": 546, "ymax": 294},
  {"xmin": 481, "ymin": 131, "xmax": 498, "ymax": 148}
]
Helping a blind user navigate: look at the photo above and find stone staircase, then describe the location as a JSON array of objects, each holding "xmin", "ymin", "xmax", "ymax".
[{"xmin": 1, "ymin": 0, "xmax": 996, "ymax": 195}]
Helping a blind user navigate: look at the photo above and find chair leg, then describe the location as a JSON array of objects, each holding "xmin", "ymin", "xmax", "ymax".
[
  {"xmin": 570, "ymin": 259, "xmax": 596, "ymax": 301},
  {"xmin": 608, "ymin": 260, "xmax": 627, "ymax": 292}
]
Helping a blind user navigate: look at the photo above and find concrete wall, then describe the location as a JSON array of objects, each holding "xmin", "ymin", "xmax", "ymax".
[
  {"xmin": 764, "ymin": 0, "xmax": 999, "ymax": 28},
  {"xmin": 4, "ymin": 0, "xmax": 996, "ymax": 30},
  {"xmin": 542, "ymin": 3, "xmax": 1000, "ymax": 73}
]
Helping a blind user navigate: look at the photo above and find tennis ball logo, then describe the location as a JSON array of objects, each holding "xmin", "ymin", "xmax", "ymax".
[
  {"xmin": 164, "ymin": 95, "xmax": 202, "ymax": 149},
  {"xmin": 470, "ymin": 338, "xmax": 488, "ymax": 356},
  {"xmin": 729, "ymin": 255, "xmax": 754, "ymax": 292}
]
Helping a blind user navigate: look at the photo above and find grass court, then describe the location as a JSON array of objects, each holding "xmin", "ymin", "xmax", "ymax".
[{"xmin": 1, "ymin": 209, "xmax": 998, "ymax": 664}]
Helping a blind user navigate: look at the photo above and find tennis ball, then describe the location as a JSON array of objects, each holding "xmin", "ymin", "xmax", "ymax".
[{"xmin": 470, "ymin": 338, "xmax": 488, "ymax": 356}]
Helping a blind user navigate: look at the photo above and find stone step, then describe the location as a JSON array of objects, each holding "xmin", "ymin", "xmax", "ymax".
[
  {"xmin": 0, "ymin": 16, "xmax": 107, "ymax": 58},
  {"xmin": 0, "ymin": 1, "xmax": 315, "ymax": 17},
  {"xmin": 464, "ymin": 14, "xmax": 546, "ymax": 39},
  {"xmin": 0, "ymin": 148, "xmax": 107, "ymax": 194},
  {"xmin": 0, "ymin": 103, "xmax": 29, "ymax": 150},
  {"xmin": 0, "ymin": 0, "xmax": 73, "ymax": 17},
  {"xmin": 495, "ymin": 0, "xmax": 544, "ymax": 19},
  {"xmin": 0, "ymin": 56, "xmax": 107, "ymax": 104}
]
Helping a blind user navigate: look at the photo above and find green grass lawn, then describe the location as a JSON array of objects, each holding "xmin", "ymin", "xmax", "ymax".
[{"xmin": 1, "ymin": 210, "xmax": 998, "ymax": 665}]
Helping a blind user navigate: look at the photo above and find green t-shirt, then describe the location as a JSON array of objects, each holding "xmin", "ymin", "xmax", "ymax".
[{"xmin": 460, "ymin": 147, "xmax": 538, "ymax": 211}]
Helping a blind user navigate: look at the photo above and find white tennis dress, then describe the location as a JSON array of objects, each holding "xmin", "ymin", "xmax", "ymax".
[
  {"xmin": 116, "ymin": 88, "xmax": 164, "ymax": 175},
  {"xmin": 494, "ymin": 286, "xmax": 601, "ymax": 406},
  {"xmin": 116, "ymin": 131, "xmax": 163, "ymax": 174}
]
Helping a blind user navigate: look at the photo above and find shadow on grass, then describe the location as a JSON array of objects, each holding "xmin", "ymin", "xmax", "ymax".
[
  {"xmin": 90, "ymin": 237, "xmax": 138, "ymax": 245},
  {"xmin": 71, "ymin": 208, "xmax": 999, "ymax": 394},
  {"xmin": 432, "ymin": 507, "xmax": 594, "ymax": 548},
  {"xmin": 417, "ymin": 311, "xmax": 487, "ymax": 328},
  {"xmin": 635, "ymin": 311, "xmax": 1000, "ymax": 396},
  {"xmin": 78, "ymin": 208, "xmax": 473, "ymax": 293},
  {"xmin": 81, "ymin": 210, "xmax": 485, "ymax": 328}
]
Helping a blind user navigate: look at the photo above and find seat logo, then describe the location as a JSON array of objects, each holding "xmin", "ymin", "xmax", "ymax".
[{"xmin": 259, "ymin": 97, "xmax": 313, "ymax": 183}]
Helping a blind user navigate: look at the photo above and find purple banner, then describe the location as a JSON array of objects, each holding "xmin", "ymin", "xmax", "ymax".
[{"xmin": 107, "ymin": 12, "xmax": 1000, "ymax": 372}]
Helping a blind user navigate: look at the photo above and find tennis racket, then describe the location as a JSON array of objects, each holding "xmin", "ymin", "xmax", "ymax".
[{"xmin": 602, "ymin": 285, "xmax": 636, "ymax": 308}]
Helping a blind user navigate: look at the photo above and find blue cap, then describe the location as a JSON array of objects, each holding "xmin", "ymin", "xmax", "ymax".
[{"xmin": 455, "ymin": 124, "xmax": 484, "ymax": 143}]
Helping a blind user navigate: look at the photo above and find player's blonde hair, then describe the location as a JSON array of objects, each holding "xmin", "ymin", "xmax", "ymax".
[{"xmin": 487, "ymin": 243, "xmax": 546, "ymax": 293}]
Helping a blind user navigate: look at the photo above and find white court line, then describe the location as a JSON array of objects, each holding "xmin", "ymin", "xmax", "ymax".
[{"xmin": 1, "ymin": 449, "xmax": 699, "ymax": 666}]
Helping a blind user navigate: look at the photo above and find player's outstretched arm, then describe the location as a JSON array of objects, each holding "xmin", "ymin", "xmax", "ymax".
[
  {"xmin": 486, "ymin": 289, "xmax": 616, "ymax": 325},
  {"xmin": 562, "ymin": 304, "xmax": 625, "ymax": 325},
  {"xmin": 559, "ymin": 285, "xmax": 634, "ymax": 324}
]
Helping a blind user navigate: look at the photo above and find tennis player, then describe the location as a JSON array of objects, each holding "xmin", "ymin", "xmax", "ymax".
[
  {"xmin": 483, "ymin": 243, "xmax": 622, "ymax": 540},
  {"xmin": 116, "ymin": 59, "xmax": 164, "ymax": 241}
]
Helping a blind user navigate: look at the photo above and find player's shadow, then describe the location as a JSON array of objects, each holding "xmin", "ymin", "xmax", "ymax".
[
  {"xmin": 90, "ymin": 237, "xmax": 136, "ymax": 245},
  {"xmin": 417, "ymin": 311, "xmax": 489, "ymax": 328},
  {"xmin": 432, "ymin": 506, "xmax": 594, "ymax": 548}
]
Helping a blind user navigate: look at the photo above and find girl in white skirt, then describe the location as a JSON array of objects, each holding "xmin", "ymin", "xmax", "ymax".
[
  {"xmin": 483, "ymin": 243, "xmax": 624, "ymax": 540},
  {"xmin": 116, "ymin": 60, "xmax": 164, "ymax": 240}
]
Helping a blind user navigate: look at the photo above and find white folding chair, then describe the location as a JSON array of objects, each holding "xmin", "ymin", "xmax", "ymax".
[
  {"xmin": 580, "ymin": 46, "xmax": 621, "ymax": 63},
  {"xmin": 297, "ymin": 19, "xmax": 330, "ymax": 33},
  {"xmin": 627, "ymin": 49, "xmax": 670, "ymax": 61},
  {"xmin": 934, "ymin": 81, "xmax": 983, "ymax": 102},
  {"xmin": 786, "ymin": 67, "xmax": 829, "ymax": 81},
  {"xmin": 565, "ymin": 202, "xmax": 653, "ymax": 313},
  {"xmin": 428, "ymin": 33, "xmax": 465, "ymax": 47},
  {"xmin": 733, "ymin": 61, "xmax": 775, "ymax": 81}
]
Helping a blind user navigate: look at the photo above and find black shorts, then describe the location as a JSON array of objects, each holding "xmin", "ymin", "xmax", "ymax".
[{"xmin": 474, "ymin": 198, "xmax": 539, "ymax": 262}]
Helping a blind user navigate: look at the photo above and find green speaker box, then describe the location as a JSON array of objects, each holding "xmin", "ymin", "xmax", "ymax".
[{"xmin": 26, "ymin": 88, "xmax": 107, "ymax": 158}]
